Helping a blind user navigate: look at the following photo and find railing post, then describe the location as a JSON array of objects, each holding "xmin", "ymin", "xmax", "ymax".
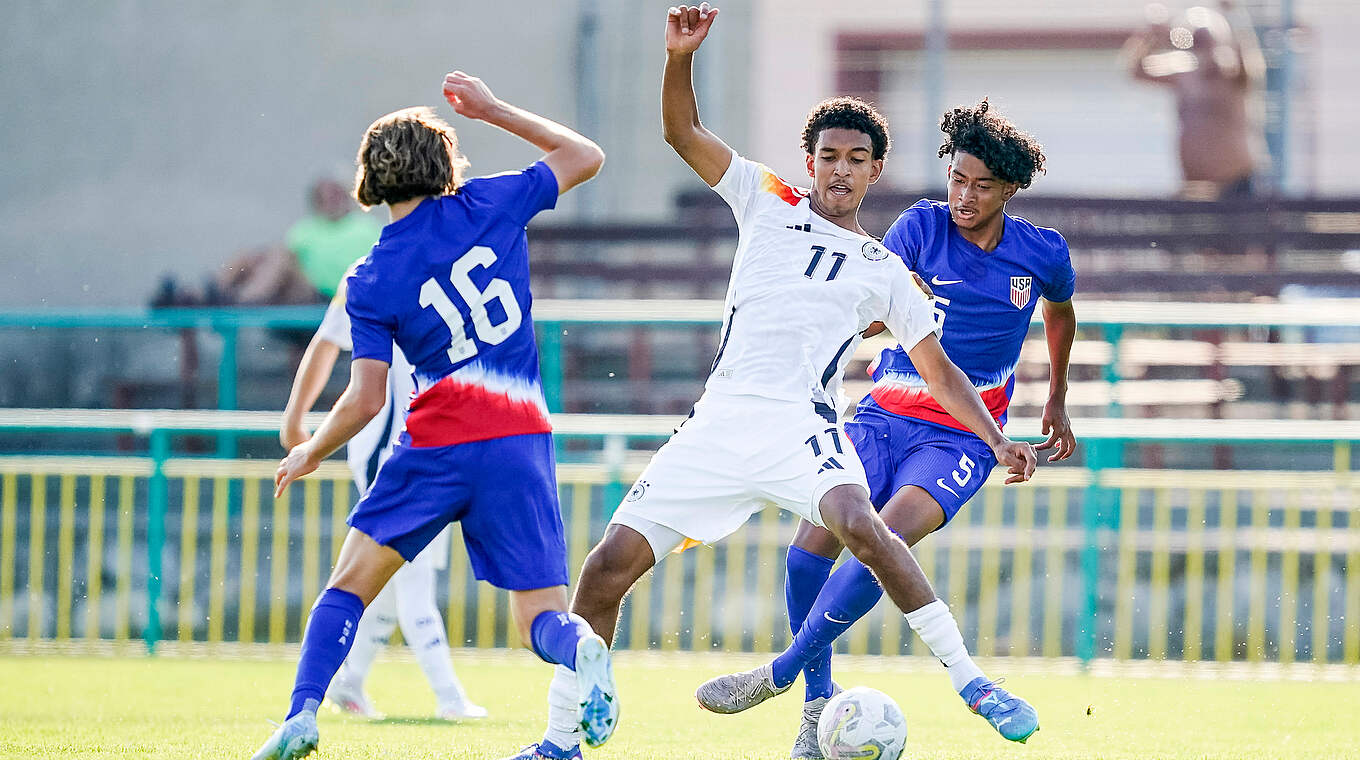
[
  {"xmin": 1078, "ymin": 437, "xmax": 1119, "ymax": 664},
  {"xmin": 540, "ymin": 321, "xmax": 564, "ymax": 414},
  {"xmin": 145, "ymin": 427, "xmax": 169, "ymax": 654},
  {"xmin": 216, "ymin": 325, "xmax": 239, "ymax": 458}
]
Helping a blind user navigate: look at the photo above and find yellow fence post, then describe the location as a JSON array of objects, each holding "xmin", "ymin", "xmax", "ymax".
[
  {"xmin": 1183, "ymin": 490, "xmax": 1206, "ymax": 661},
  {"xmin": 1214, "ymin": 490, "xmax": 1238, "ymax": 661},
  {"xmin": 975, "ymin": 487, "xmax": 1004, "ymax": 658},
  {"xmin": 56, "ymin": 474, "xmax": 75, "ymax": 641},
  {"xmin": 208, "ymin": 477, "xmax": 229, "ymax": 644},
  {"xmin": 1042, "ymin": 487, "xmax": 1067, "ymax": 658},
  {"xmin": 115, "ymin": 475, "xmax": 134, "ymax": 641},
  {"xmin": 1147, "ymin": 488, "xmax": 1172, "ymax": 661},
  {"xmin": 1010, "ymin": 487, "xmax": 1036, "ymax": 657},
  {"xmin": 1279, "ymin": 492, "xmax": 1301, "ymax": 664},
  {"xmin": 1246, "ymin": 489, "xmax": 1269, "ymax": 662},
  {"xmin": 269, "ymin": 491, "xmax": 290, "ymax": 644},
  {"xmin": 1312, "ymin": 500, "xmax": 1332, "ymax": 663},
  {"xmin": 85, "ymin": 475, "xmax": 105, "ymax": 640},
  {"xmin": 178, "ymin": 476, "xmax": 200, "ymax": 642},
  {"xmin": 28, "ymin": 473, "xmax": 47, "ymax": 640},
  {"xmin": 239, "ymin": 479, "xmax": 259, "ymax": 643},
  {"xmin": 692, "ymin": 544, "xmax": 715, "ymax": 651},
  {"xmin": 302, "ymin": 479, "xmax": 321, "ymax": 611},
  {"xmin": 1113, "ymin": 487, "xmax": 1138, "ymax": 660},
  {"xmin": 0, "ymin": 472, "xmax": 15, "ymax": 639}
]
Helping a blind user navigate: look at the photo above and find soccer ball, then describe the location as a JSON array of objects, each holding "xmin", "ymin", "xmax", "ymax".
[{"xmin": 816, "ymin": 686, "xmax": 908, "ymax": 760}]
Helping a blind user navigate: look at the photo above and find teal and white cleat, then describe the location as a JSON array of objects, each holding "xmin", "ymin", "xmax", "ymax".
[
  {"xmin": 574, "ymin": 633, "xmax": 619, "ymax": 747},
  {"xmin": 960, "ymin": 677, "xmax": 1039, "ymax": 743},
  {"xmin": 249, "ymin": 709, "xmax": 319, "ymax": 760}
]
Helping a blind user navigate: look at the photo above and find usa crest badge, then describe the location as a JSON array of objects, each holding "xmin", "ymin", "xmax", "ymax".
[{"xmin": 1010, "ymin": 276, "xmax": 1032, "ymax": 309}]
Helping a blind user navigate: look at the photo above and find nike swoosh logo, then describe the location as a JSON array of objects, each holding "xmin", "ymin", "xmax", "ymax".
[
  {"xmin": 931, "ymin": 276, "xmax": 963, "ymax": 286},
  {"xmin": 936, "ymin": 478, "xmax": 960, "ymax": 498},
  {"xmin": 824, "ymin": 612, "xmax": 851, "ymax": 624}
]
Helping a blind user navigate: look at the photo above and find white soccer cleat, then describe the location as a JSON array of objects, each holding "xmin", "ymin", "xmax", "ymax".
[
  {"xmin": 575, "ymin": 633, "xmax": 620, "ymax": 747},
  {"xmin": 694, "ymin": 663, "xmax": 792, "ymax": 714},
  {"xmin": 325, "ymin": 676, "xmax": 384, "ymax": 720},
  {"xmin": 249, "ymin": 710, "xmax": 319, "ymax": 760},
  {"xmin": 437, "ymin": 698, "xmax": 490, "ymax": 720}
]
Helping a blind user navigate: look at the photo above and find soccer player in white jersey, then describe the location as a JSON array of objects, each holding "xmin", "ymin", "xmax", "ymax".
[
  {"xmin": 280, "ymin": 265, "xmax": 486, "ymax": 722},
  {"xmin": 505, "ymin": 6, "xmax": 1040, "ymax": 759}
]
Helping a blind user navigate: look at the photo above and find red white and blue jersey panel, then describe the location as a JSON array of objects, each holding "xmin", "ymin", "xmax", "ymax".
[
  {"xmin": 863, "ymin": 200, "xmax": 1075, "ymax": 432},
  {"xmin": 345, "ymin": 162, "xmax": 559, "ymax": 448}
]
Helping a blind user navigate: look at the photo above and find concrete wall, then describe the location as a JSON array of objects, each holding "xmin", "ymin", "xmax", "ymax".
[{"xmin": 0, "ymin": 0, "xmax": 752, "ymax": 307}]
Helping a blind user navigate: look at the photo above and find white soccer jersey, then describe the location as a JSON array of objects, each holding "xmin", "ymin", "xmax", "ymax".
[
  {"xmin": 706, "ymin": 151, "xmax": 939, "ymax": 412},
  {"xmin": 317, "ymin": 263, "xmax": 416, "ymax": 491}
]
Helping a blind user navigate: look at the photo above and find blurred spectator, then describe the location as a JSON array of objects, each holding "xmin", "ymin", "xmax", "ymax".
[
  {"xmin": 286, "ymin": 178, "xmax": 382, "ymax": 298},
  {"xmin": 1124, "ymin": 2, "xmax": 1268, "ymax": 199}
]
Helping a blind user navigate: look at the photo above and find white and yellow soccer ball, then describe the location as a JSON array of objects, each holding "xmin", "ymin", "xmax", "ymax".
[{"xmin": 816, "ymin": 686, "xmax": 908, "ymax": 760}]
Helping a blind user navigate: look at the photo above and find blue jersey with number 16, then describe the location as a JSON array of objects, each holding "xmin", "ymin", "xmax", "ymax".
[{"xmin": 345, "ymin": 161, "xmax": 559, "ymax": 448}]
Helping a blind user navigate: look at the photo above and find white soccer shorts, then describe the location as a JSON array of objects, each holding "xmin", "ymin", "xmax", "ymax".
[{"xmin": 610, "ymin": 391, "xmax": 869, "ymax": 557}]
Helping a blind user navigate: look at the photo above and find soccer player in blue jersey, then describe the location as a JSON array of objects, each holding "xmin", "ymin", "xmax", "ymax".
[
  {"xmin": 250, "ymin": 71, "xmax": 614, "ymax": 760},
  {"xmin": 702, "ymin": 99, "xmax": 1076, "ymax": 756}
]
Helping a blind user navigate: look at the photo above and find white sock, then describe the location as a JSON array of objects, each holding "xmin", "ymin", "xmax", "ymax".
[
  {"xmin": 542, "ymin": 664, "xmax": 581, "ymax": 751},
  {"xmin": 340, "ymin": 586, "xmax": 398, "ymax": 686},
  {"xmin": 905, "ymin": 599, "xmax": 986, "ymax": 693},
  {"xmin": 390, "ymin": 548, "xmax": 473, "ymax": 708}
]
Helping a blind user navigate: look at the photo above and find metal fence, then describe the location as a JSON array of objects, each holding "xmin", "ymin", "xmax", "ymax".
[{"xmin": 0, "ymin": 411, "xmax": 1356, "ymax": 664}]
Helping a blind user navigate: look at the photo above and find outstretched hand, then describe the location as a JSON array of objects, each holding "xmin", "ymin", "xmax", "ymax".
[
  {"xmin": 993, "ymin": 440, "xmax": 1038, "ymax": 484},
  {"xmin": 443, "ymin": 71, "xmax": 500, "ymax": 121},
  {"xmin": 666, "ymin": 3, "xmax": 719, "ymax": 54}
]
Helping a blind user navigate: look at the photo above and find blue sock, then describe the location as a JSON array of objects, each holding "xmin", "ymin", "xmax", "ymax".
[
  {"xmin": 288, "ymin": 587, "xmax": 365, "ymax": 719},
  {"xmin": 783, "ymin": 546, "xmax": 835, "ymax": 700},
  {"xmin": 530, "ymin": 611, "xmax": 593, "ymax": 670},
  {"xmin": 771, "ymin": 559, "xmax": 883, "ymax": 693}
]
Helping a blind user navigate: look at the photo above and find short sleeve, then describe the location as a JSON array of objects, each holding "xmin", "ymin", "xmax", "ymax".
[
  {"xmin": 884, "ymin": 266, "xmax": 942, "ymax": 352},
  {"xmin": 480, "ymin": 161, "xmax": 560, "ymax": 229},
  {"xmin": 344, "ymin": 268, "xmax": 394, "ymax": 365},
  {"xmin": 315, "ymin": 292, "xmax": 352, "ymax": 351},
  {"xmin": 710, "ymin": 152, "xmax": 768, "ymax": 226},
  {"xmin": 882, "ymin": 201, "xmax": 936, "ymax": 270},
  {"xmin": 1041, "ymin": 234, "xmax": 1076, "ymax": 302}
]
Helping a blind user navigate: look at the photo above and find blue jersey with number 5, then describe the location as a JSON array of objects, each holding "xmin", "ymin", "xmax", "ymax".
[{"xmin": 345, "ymin": 162, "xmax": 559, "ymax": 447}]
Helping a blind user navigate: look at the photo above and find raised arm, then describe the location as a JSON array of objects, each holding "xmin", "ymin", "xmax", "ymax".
[
  {"xmin": 442, "ymin": 71, "xmax": 604, "ymax": 195},
  {"xmin": 662, "ymin": 3, "xmax": 732, "ymax": 187}
]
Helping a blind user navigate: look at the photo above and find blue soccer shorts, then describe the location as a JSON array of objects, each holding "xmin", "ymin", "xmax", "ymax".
[
  {"xmin": 348, "ymin": 432, "xmax": 569, "ymax": 591},
  {"xmin": 844, "ymin": 406, "xmax": 998, "ymax": 525}
]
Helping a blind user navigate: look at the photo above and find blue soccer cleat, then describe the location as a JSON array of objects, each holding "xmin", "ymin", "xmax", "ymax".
[
  {"xmin": 574, "ymin": 633, "xmax": 620, "ymax": 747},
  {"xmin": 249, "ymin": 709, "xmax": 319, "ymax": 760},
  {"xmin": 500, "ymin": 741, "xmax": 583, "ymax": 760},
  {"xmin": 960, "ymin": 677, "xmax": 1039, "ymax": 743}
]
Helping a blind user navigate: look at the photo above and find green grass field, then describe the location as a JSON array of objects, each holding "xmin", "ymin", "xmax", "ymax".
[{"xmin": 0, "ymin": 651, "xmax": 1356, "ymax": 759}]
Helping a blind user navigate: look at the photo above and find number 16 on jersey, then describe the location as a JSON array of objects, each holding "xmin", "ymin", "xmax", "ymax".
[{"xmin": 418, "ymin": 245, "xmax": 523, "ymax": 363}]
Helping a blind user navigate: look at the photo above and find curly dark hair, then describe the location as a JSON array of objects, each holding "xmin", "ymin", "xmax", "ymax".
[
  {"xmin": 353, "ymin": 107, "xmax": 470, "ymax": 208},
  {"xmin": 801, "ymin": 96, "xmax": 891, "ymax": 160},
  {"xmin": 938, "ymin": 99, "xmax": 1045, "ymax": 188}
]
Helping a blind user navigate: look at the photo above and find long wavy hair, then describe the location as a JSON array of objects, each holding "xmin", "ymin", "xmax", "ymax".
[{"xmin": 353, "ymin": 107, "xmax": 471, "ymax": 208}]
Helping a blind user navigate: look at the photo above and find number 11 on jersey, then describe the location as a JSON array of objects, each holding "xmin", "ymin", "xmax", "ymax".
[{"xmin": 418, "ymin": 245, "xmax": 523, "ymax": 364}]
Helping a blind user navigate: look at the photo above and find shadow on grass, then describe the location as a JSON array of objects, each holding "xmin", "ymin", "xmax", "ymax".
[{"xmin": 371, "ymin": 716, "xmax": 507, "ymax": 727}]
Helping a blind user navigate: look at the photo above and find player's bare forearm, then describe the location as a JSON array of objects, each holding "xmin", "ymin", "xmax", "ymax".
[
  {"xmin": 908, "ymin": 336, "xmax": 1005, "ymax": 449},
  {"xmin": 275, "ymin": 358, "xmax": 388, "ymax": 496},
  {"xmin": 661, "ymin": 5, "xmax": 730, "ymax": 186},
  {"xmin": 280, "ymin": 336, "xmax": 341, "ymax": 449},
  {"xmin": 442, "ymin": 72, "xmax": 603, "ymax": 194},
  {"xmin": 1042, "ymin": 298, "xmax": 1076, "ymax": 405}
]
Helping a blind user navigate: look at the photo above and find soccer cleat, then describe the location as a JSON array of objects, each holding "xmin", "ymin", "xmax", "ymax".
[
  {"xmin": 574, "ymin": 633, "xmax": 620, "ymax": 747},
  {"xmin": 325, "ymin": 676, "xmax": 384, "ymax": 720},
  {"xmin": 499, "ymin": 742, "xmax": 583, "ymax": 760},
  {"xmin": 249, "ymin": 710, "xmax": 319, "ymax": 760},
  {"xmin": 960, "ymin": 677, "xmax": 1040, "ymax": 743},
  {"xmin": 437, "ymin": 698, "xmax": 489, "ymax": 720},
  {"xmin": 694, "ymin": 663, "xmax": 792, "ymax": 714},
  {"xmin": 791, "ymin": 684, "xmax": 841, "ymax": 760}
]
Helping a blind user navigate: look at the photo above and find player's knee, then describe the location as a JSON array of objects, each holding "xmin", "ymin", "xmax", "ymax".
[{"xmin": 822, "ymin": 497, "xmax": 886, "ymax": 565}]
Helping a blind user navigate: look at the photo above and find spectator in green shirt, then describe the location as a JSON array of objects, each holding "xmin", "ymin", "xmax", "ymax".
[{"xmin": 287, "ymin": 178, "xmax": 383, "ymax": 298}]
